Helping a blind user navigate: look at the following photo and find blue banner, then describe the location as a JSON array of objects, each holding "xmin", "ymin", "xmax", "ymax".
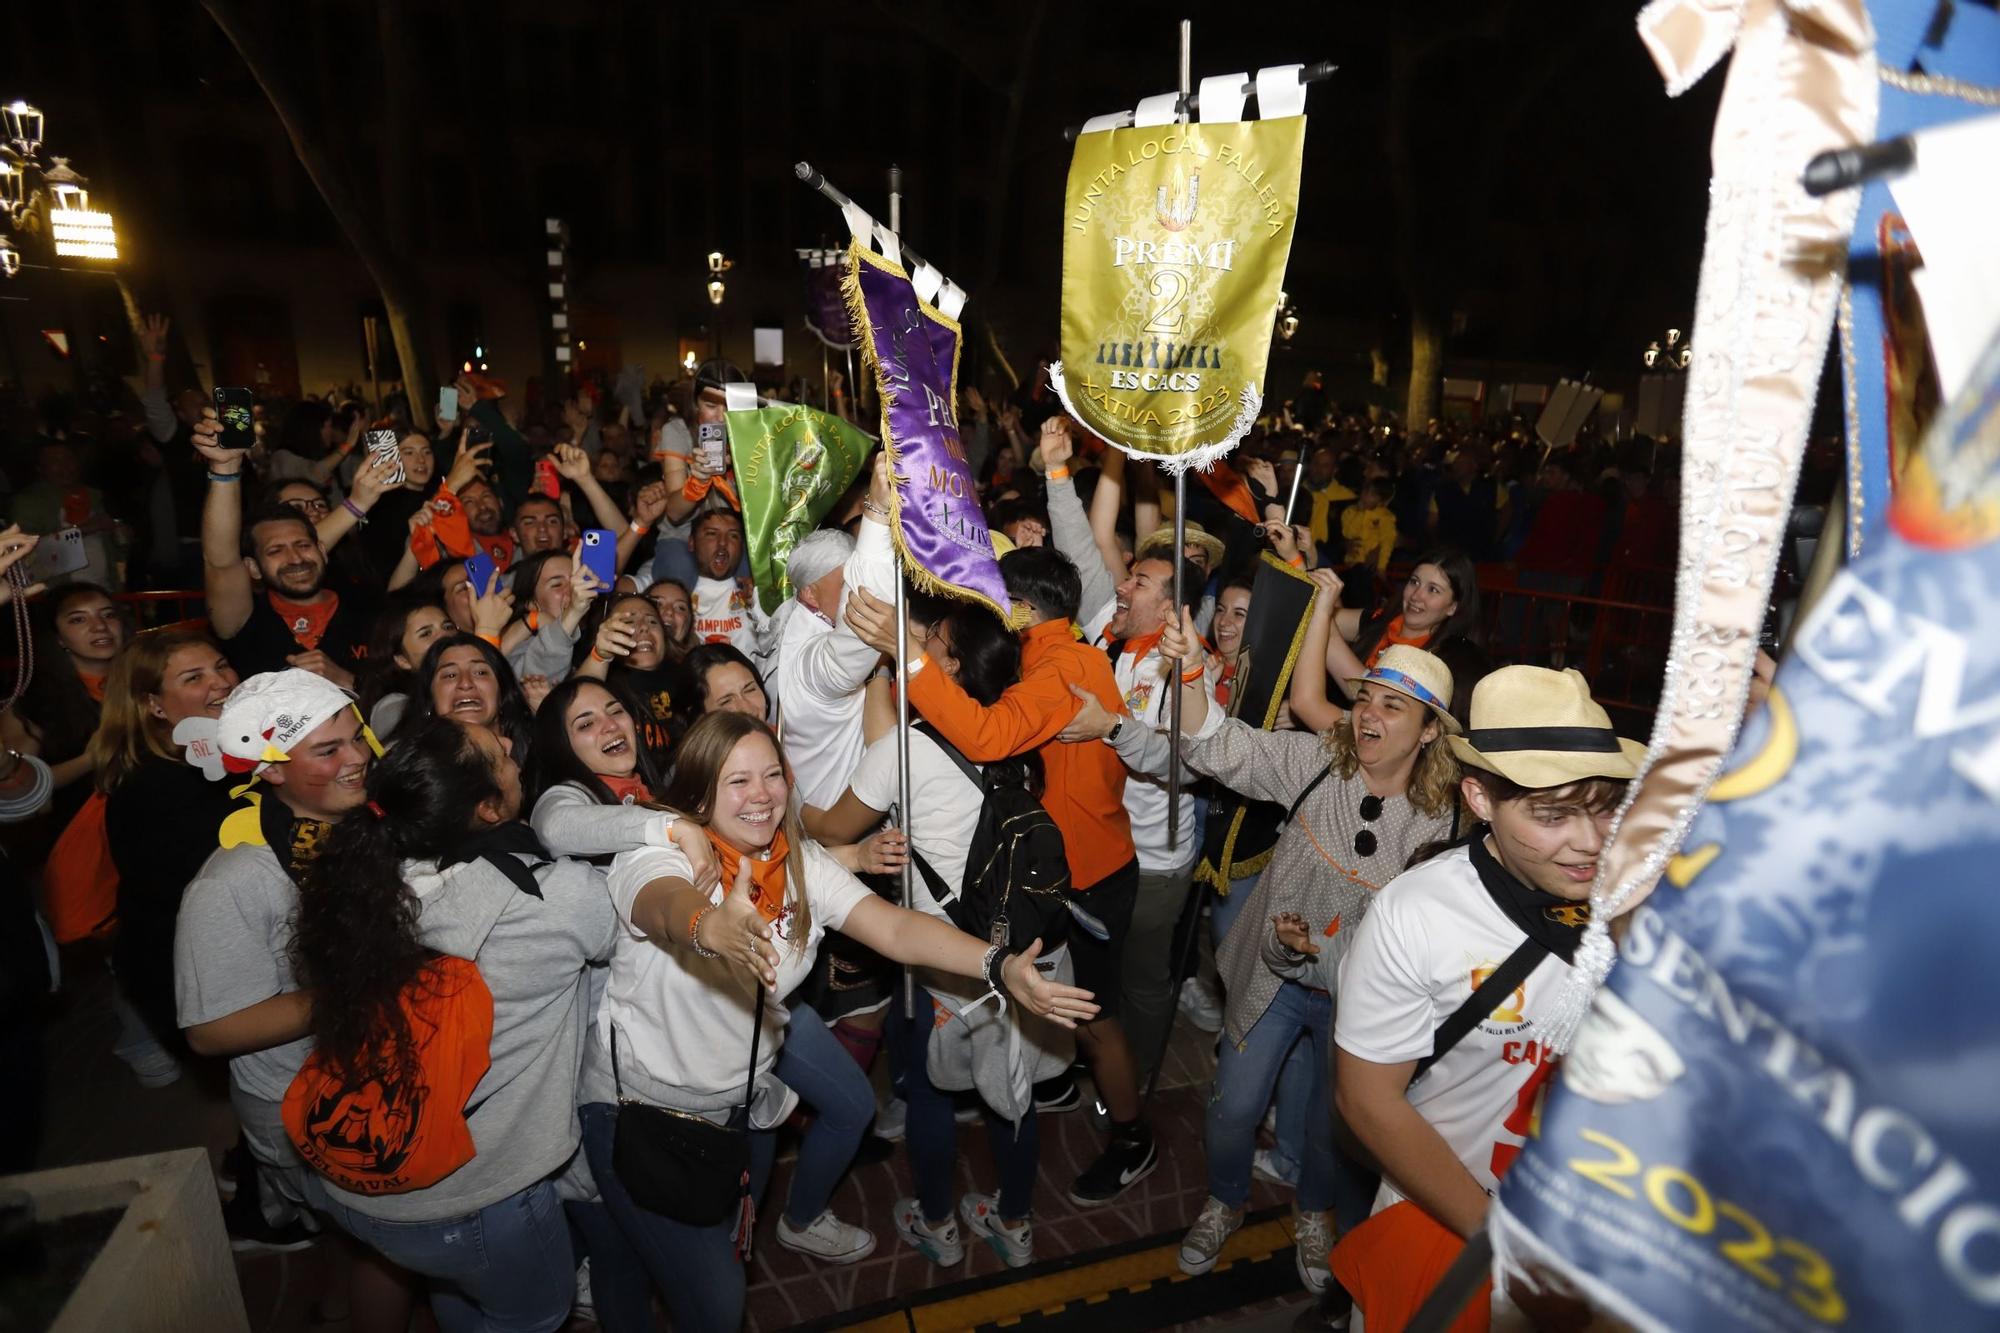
[{"xmin": 1493, "ymin": 413, "xmax": 2000, "ymax": 1327}]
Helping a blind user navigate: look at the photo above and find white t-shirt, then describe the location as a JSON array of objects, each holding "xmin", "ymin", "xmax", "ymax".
[
  {"xmin": 691, "ymin": 574, "xmax": 768, "ymax": 662},
  {"xmin": 1092, "ymin": 597, "xmax": 1211, "ymax": 873},
  {"xmin": 850, "ymin": 728, "xmax": 982, "ymax": 921},
  {"xmin": 594, "ymin": 837, "xmax": 872, "ymax": 1115},
  {"xmin": 1335, "ymin": 843, "xmax": 1568, "ymax": 1214},
  {"xmin": 777, "ymin": 518, "xmax": 897, "ymax": 810}
]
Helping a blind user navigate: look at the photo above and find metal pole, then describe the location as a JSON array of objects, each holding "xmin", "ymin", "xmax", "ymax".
[
  {"xmin": 1283, "ymin": 450, "xmax": 1307, "ymax": 527},
  {"xmin": 1166, "ymin": 18, "xmax": 1191, "ymax": 853},
  {"xmin": 1060, "ymin": 59, "xmax": 1338, "ymax": 140},
  {"xmin": 794, "ymin": 162, "xmax": 940, "ymax": 276},
  {"xmin": 889, "ymin": 159, "xmax": 914, "ymax": 1020}
]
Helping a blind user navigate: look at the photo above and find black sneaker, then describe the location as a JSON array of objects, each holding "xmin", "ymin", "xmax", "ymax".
[
  {"xmin": 1034, "ymin": 1074, "xmax": 1080, "ymax": 1113},
  {"xmin": 1066, "ymin": 1131, "xmax": 1158, "ymax": 1207},
  {"xmin": 221, "ymin": 1167, "xmax": 318, "ymax": 1254}
]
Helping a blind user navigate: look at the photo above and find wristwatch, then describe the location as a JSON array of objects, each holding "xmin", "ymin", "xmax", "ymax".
[{"xmin": 1106, "ymin": 719, "xmax": 1124, "ymax": 744}]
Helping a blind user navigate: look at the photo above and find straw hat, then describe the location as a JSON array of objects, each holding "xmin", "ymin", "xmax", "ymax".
[
  {"xmin": 1447, "ymin": 666, "xmax": 1644, "ymax": 789},
  {"xmin": 1138, "ymin": 521, "xmax": 1225, "ymax": 570},
  {"xmin": 1346, "ymin": 645, "xmax": 1460, "ymax": 734}
]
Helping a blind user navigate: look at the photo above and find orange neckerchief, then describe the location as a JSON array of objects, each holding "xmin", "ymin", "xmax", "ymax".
[
  {"xmin": 1116, "ymin": 626, "xmax": 1167, "ymax": 663},
  {"xmin": 599, "ymin": 773, "xmax": 652, "ymax": 805},
  {"xmin": 270, "ymin": 591, "xmax": 339, "ymax": 651},
  {"xmin": 79, "ymin": 670, "xmax": 108, "ymax": 703},
  {"xmin": 680, "ymin": 473, "xmax": 741, "ymax": 510},
  {"xmin": 1216, "ymin": 660, "xmax": 1237, "ymax": 707},
  {"xmin": 1364, "ymin": 615, "xmax": 1431, "ymax": 669},
  {"xmin": 705, "ymin": 828, "xmax": 790, "ymax": 926}
]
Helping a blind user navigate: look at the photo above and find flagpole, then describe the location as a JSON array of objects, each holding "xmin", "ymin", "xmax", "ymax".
[
  {"xmin": 888, "ymin": 162, "xmax": 917, "ymax": 1022},
  {"xmin": 1283, "ymin": 451, "xmax": 1306, "ymax": 526},
  {"xmin": 1167, "ymin": 18, "xmax": 1191, "ymax": 853}
]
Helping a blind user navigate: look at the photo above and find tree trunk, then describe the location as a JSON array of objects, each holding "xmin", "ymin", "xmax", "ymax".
[
  {"xmin": 1406, "ymin": 303, "xmax": 1444, "ymax": 428},
  {"xmin": 200, "ymin": 0, "xmax": 436, "ymax": 428}
]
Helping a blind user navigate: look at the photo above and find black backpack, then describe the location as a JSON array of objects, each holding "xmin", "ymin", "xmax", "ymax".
[{"xmin": 908, "ymin": 722, "xmax": 1071, "ymax": 952}]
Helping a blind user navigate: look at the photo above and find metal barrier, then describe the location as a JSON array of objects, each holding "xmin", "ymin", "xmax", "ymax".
[{"xmin": 114, "ymin": 589, "xmax": 210, "ymax": 631}]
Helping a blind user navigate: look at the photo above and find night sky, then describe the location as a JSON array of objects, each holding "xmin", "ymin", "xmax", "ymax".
[{"xmin": 0, "ymin": 3, "xmax": 1723, "ymax": 398}]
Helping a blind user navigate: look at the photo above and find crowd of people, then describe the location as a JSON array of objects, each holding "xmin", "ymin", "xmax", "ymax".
[{"xmin": 0, "ymin": 342, "xmax": 1691, "ymax": 1331}]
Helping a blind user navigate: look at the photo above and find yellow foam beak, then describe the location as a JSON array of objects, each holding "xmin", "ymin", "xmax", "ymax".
[{"xmin": 260, "ymin": 743, "xmax": 292, "ymax": 764}]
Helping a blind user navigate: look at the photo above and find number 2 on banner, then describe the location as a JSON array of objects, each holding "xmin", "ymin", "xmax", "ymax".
[
  {"xmin": 1142, "ymin": 270, "xmax": 1189, "ymax": 335},
  {"xmin": 1568, "ymin": 1130, "xmax": 1848, "ymax": 1325}
]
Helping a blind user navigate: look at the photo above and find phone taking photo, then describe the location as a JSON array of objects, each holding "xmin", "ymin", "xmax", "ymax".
[
  {"xmin": 697, "ymin": 421, "xmax": 728, "ymax": 474},
  {"xmin": 578, "ymin": 528, "xmax": 619, "ymax": 589},
  {"xmin": 365, "ymin": 429, "xmax": 405, "ymax": 487},
  {"xmin": 437, "ymin": 385, "xmax": 458, "ymax": 423},
  {"xmin": 463, "ymin": 550, "xmax": 498, "ymax": 600},
  {"xmin": 214, "ymin": 387, "xmax": 256, "ymax": 450}
]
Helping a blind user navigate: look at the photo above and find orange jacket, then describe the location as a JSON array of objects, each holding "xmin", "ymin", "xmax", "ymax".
[{"xmin": 908, "ymin": 618, "xmax": 1135, "ymax": 891}]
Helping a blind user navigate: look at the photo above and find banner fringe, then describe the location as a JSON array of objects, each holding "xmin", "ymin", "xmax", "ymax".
[
  {"xmin": 1047, "ymin": 361, "xmax": 1260, "ymax": 476},
  {"xmin": 843, "ymin": 244, "xmax": 1027, "ymax": 629}
]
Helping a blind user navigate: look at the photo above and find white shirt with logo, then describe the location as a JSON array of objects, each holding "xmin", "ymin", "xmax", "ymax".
[
  {"xmin": 1086, "ymin": 595, "xmax": 1210, "ymax": 873},
  {"xmin": 1335, "ymin": 842, "xmax": 1569, "ymax": 1214},
  {"xmin": 692, "ymin": 574, "xmax": 772, "ymax": 668}
]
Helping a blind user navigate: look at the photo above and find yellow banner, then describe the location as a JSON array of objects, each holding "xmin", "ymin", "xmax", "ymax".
[{"xmin": 1050, "ymin": 116, "xmax": 1305, "ymax": 470}]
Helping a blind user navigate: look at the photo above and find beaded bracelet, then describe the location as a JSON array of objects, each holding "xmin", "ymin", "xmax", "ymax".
[
  {"xmin": 861, "ymin": 498, "xmax": 891, "ymax": 521},
  {"xmin": 689, "ymin": 903, "xmax": 720, "ymax": 958}
]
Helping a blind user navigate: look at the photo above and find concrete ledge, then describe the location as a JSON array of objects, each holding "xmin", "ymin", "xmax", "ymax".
[{"xmin": 3, "ymin": 1148, "xmax": 249, "ymax": 1333}]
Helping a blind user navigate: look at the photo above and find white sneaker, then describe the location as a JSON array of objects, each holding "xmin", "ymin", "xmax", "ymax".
[
  {"xmin": 1178, "ymin": 977, "xmax": 1224, "ymax": 1033},
  {"xmin": 1293, "ymin": 1206, "xmax": 1335, "ymax": 1294},
  {"xmin": 1177, "ymin": 1196, "xmax": 1245, "ymax": 1276},
  {"xmin": 959, "ymin": 1193, "xmax": 1032, "ymax": 1268},
  {"xmin": 892, "ymin": 1197, "xmax": 964, "ymax": 1267},
  {"xmin": 875, "ymin": 1096, "xmax": 908, "ymax": 1142},
  {"xmin": 121, "ymin": 1044, "xmax": 183, "ymax": 1089},
  {"xmin": 1252, "ymin": 1147, "xmax": 1298, "ymax": 1188},
  {"xmin": 776, "ymin": 1209, "xmax": 876, "ymax": 1265}
]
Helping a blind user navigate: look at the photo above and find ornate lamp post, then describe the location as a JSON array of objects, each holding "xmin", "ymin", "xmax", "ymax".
[{"xmin": 1, "ymin": 101, "xmax": 120, "ymax": 275}]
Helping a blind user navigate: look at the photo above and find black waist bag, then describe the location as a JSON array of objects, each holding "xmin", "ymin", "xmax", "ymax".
[{"xmin": 610, "ymin": 986, "xmax": 765, "ymax": 1229}]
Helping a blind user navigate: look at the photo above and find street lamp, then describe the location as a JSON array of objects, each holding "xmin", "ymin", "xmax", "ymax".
[
  {"xmin": 0, "ymin": 102, "xmax": 119, "ymax": 273},
  {"xmin": 1643, "ymin": 325, "xmax": 1691, "ymax": 370},
  {"xmin": 1275, "ymin": 290, "xmax": 1300, "ymax": 344}
]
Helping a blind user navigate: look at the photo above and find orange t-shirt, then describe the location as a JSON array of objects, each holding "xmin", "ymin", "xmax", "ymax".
[{"xmin": 908, "ymin": 617, "xmax": 1135, "ymax": 891}]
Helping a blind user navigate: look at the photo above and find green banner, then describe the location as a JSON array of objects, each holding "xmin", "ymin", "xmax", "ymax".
[{"xmin": 726, "ymin": 400, "xmax": 875, "ymax": 614}]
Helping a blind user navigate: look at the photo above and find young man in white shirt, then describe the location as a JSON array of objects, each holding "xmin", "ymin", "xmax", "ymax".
[
  {"xmin": 685, "ymin": 508, "xmax": 774, "ymax": 680},
  {"xmin": 1328, "ymin": 665, "xmax": 1642, "ymax": 1329}
]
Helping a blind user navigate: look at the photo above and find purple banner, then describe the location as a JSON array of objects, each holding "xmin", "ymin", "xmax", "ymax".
[
  {"xmin": 799, "ymin": 248, "xmax": 855, "ymax": 349},
  {"xmin": 845, "ymin": 244, "xmax": 1013, "ymax": 620}
]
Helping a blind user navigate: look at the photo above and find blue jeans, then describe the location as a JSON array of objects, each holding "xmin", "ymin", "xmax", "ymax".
[
  {"xmin": 579, "ymin": 1101, "xmax": 778, "ymax": 1332},
  {"xmin": 901, "ymin": 982, "xmax": 1040, "ymax": 1224},
  {"xmin": 777, "ymin": 1000, "xmax": 876, "ymax": 1226},
  {"xmin": 1211, "ymin": 873, "xmax": 1311, "ymax": 1184},
  {"xmin": 313, "ymin": 1180, "xmax": 573, "ymax": 1333},
  {"xmin": 1207, "ymin": 980, "xmax": 1373, "ymax": 1228}
]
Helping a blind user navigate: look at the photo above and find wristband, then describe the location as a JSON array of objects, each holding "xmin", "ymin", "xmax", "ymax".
[
  {"xmin": 1287, "ymin": 554, "xmax": 1305, "ymax": 568},
  {"xmin": 980, "ymin": 944, "xmax": 1007, "ymax": 994},
  {"xmin": 207, "ymin": 471, "xmax": 241, "ymax": 483},
  {"xmin": 1181, "ymin": 664, "xmax": 1205, "ymax": 684},
  {"xmin": 147, "ymin": 352, "xmax": 166, "ymax": 362},
  {"xmin": 861, "ymin": 498, "xmax": 890, "ymax": 521},
  {"xmin": 341, "ymin": 498, "xmax": 368, "ymax": 521},
  {"xmin": 476, "ymin": 632, "xmax": 502, "ymax": 648},
  {"xmin": 1046, "ymin": 465, "xmax": 1071, "ymax": 483},
  {"xmin": 689, "ymin": 904, "xmax": 720, "ymax": 958},
  {"xmin": 589, "ymin": 645, "xmax": 609, "ymax": 663},
  {"xmin": 628, "ymin": 519, "xmax": 650, "ymax": 535}
]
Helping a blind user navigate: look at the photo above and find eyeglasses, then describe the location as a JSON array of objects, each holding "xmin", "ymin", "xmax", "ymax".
[{"xmin": 1354, "ymin": 794, "xmax": 1383, "ymax": 857}]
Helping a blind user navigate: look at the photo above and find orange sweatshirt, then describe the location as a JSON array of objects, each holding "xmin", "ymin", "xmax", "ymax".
[{"xmin": 908, "ymin": 618, "xmax": 1135, "ymax": 891}]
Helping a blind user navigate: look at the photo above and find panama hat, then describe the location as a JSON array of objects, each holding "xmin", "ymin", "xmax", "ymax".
[
  {"xmin": 1346, "ymin": 644, "xmax": 1460, "ymax": 734},
  {"xmin": 1139, "ymin": 521, "xmax": 1226, "ymax": 570},
  {"xmin": 1448, "ymin": 666, "xmax": 1644, "ymax": 789}
]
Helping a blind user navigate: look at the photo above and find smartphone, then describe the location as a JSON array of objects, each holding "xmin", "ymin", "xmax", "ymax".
[
  {"xmin": 533, "ymin": 458, "xmax": 561, "ymax": 499},
  {"xmin": 466, "ymin": 417, "xmax": 492, "ymax": 446},
  {"xmin": 463, "ymin": 550, "xmax": 498, "ymax": 599},
  {"xmin": 364, "ymin": 428, "xmax": 405, "ymax": 487},
  {"xmin": 697, "ymin": 420, "xmax": 728, "ymax": 474},
  {"xmin": 578, "ymin": 528, "xmax": 620, "ymax": 588},
  {"xmin": 437, "ymin": 385, "xmax": 458, "ymax": 423},
  {"xmin": 214, "ymin": 387, "xmax": 256, "ymax": 450}
]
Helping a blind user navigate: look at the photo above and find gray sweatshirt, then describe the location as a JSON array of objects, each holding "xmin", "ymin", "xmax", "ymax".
[
  {"xmin": 319, "ymin": 853, "xmax": 618, "ymax": 1221},
  {"xmin": 530, "ymin": 781, "xmax": 676, "ymax": 859}
]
